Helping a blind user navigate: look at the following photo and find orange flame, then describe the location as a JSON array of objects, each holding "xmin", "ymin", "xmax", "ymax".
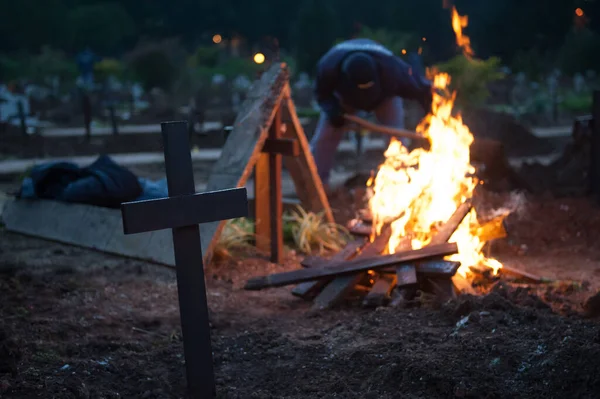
[
  {"xmin": 366, "ymin": 6, "xmax": 504, "ymax": 278},
  {"xmin": 451, "ymin": 6, "xmax": 474, "ymax": 58}
]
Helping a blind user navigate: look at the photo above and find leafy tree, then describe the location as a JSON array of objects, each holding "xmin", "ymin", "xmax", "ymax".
[
  {"xmin": 125, "ymin": 40, "xmax": 185, "ymax": 91},
  {"xmin": 26, "ymin": 46, "xmax": 78, "ymax": 84},
  {"xmin": 435, "ymin": 55, "xmax": 505, "ymax": 107},
  {"xmin": 291, "ymin": 0, "xmax": 340, "ymax": 74},
  {"xmin": 67, "ymin": 2, "xmax": 136, "ymax": 54},
  {"xmin": 557, "ymin": 28, "xmax": 600, "ymax": 74}
]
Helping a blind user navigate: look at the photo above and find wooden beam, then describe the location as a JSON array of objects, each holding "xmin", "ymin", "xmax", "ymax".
[
  {"xmin": 120, "ymin": 121, "xmax": 249, "ymax": 398},
  {"xmin": 121, "ymin": 188, "xmax": 248, "ymax": 234},
  {"xmin": 310, "ymin": 226, "xmax": 392, "ymax": 310},
  {"xmin": 201, "ymin": 63, "xmax": 289, "ymax": 264},
  {"xmin": 363, "ymin": 274, "xmax": 396, "ymax": 308},
  {"xmin": 268, "ymin": 107, "xmax": 284, "ymax": 264},
  {"xmin": 343, "ymin": 113, "xmax": 429, "ymax": 145},
  {"xmin": 245, "ymin": 242, "xmax": 458, "ymax": 290},
  {"xmin": 254, "ymin": 153, "xmax": 271, "ymax": 253},
  {"xmin": 281, "ymin": 84, "xmax": 334, "ymax": 223},
  {"xmin": 396, "ymin": 264, "xmax": 418, "ymax": 287},
  {"xmin": 429, "ymin": 199, "xmax": 473, "ymax": 245},
  {"xmin": 416, "ymin": 260, "xmax": 460, "ymax": 277},
  {"xmin": 347, "ymin": 219, "xmax": 372, "ymax": 236},
  {"xmin": 262, "ymin": 138, "xmax": 300, "ymax": 156},
  {"xmin": 291, "ymin": 238, "xmax": 366, "ymax": 300}
]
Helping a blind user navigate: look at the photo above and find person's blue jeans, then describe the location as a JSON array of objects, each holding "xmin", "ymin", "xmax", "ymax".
[{"xmin": 310, "ymin": 96, "xmax": 406, "ymax": 185}]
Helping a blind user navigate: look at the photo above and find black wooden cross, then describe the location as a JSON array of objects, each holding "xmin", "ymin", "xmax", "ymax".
[{"xmin": 120, "ymin": 121, "xmax": 248, "ymax": 398}]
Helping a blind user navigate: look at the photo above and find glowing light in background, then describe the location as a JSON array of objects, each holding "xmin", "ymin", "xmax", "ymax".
[
  {"xmin": 212, "ymin": 34, "xmax": 222, "ymax": 44},
  {"xmin": 253, "ymin": 52, "xmax": 265, "ymax": 64},
  {"xmin": 401, "ymin": 49, "xmax": 407, "ymax": 55},
  {"xmin": 422, "ymin": 37, "xmax": 427, "ymax": 42},
  {"xmin": 575, "ymin": 8, "xmax": 584, "ymax": 17}
]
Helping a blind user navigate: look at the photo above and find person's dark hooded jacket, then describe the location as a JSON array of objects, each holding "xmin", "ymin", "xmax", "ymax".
[{"xmin": 315, "ymin": 38, "xmax": 432, "ymax": 126}]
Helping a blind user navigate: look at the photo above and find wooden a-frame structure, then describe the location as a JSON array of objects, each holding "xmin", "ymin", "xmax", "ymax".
[{"xmin": 200, "ymin": 62, "xmax": 333, "ymax": 264}]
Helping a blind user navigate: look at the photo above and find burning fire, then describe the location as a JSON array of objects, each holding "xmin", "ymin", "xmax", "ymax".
[
  {"xmin": 366, "ymin": 6, "xmax": 503, "ymax": 278},
  {"xmin": 451, "ymin": 6, "xmax": 474, "ymax": 59}
]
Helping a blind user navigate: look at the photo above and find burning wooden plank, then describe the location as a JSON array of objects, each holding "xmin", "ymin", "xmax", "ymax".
[
  {"xmin": 311, "ymin": 227, "xmax": 392, "ymax": 310},
  {"xmin": 499, "ymin": 265, "xmax": 545, "ymax": 283},
  {"xmin": 347, "ymin": 218, "xmax": 372, "ymax": 237},
  {"xmin": 358, "ymin": 209, "xmax": 373, "ymax": 223},
  {"xmin": 363, "ymin": 273, "xmax": 397, "ymax": 308},
  {"xmin": 245, "ymin": 242, "xmax": 458, "ymax": 290},
  {"xmin": 291, "ymin": 238, "xmax": 366, "ymax": 300},
  {"xmin": 417, "ymin": 260, "xmax": 461, "ymax": 277},
  {"xmin": 472, "ymin": 215, "xmax": 507, "ymax": 242},
  {"xmin": 429, "ymin": 199, "xmax": 473, "ymax": 245}
]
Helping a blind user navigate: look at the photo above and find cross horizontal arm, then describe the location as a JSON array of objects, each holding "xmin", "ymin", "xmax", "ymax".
[
  {"xmin": 121, "ymin": 187, "xmax": 248, "ymax": 234},
  {"xmin": 262, "ymin": 138, "xmax": 299, "ymax": 156}
]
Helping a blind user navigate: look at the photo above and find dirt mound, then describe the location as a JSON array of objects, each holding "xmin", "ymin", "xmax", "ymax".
[
  {"xmin": 461, "ymin": 107, "xmax": 556, "ymax": 157},
  {"xmin": 214, "ymin": 286, "xmax": 600, "ymax": 399},
  {"xmin": 0, "ymin": 323, "xmax": 21, "ymax": 377}
]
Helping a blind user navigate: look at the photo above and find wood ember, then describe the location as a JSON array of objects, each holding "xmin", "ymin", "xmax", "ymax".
[
  {"xmin": 347, "ymin": 219, "xmax": 372, "ymax": 236},
  {"xmin": 292, "ymin": 239, "xmax": 366, "ymax": 300},
  {"xmin": 311, "ymin": 225, "xmax": 392, "ymax": 310},
  {"xmin": 245, "ymin": 197, "xmax": 534, "ymax": 310}
]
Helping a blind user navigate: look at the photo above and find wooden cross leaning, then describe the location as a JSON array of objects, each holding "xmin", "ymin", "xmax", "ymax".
[{"xmin": 120, "ymin": 121, "xmax": 249, "ymax": 399}]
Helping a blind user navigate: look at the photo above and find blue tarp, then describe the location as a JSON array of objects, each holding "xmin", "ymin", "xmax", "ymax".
[{"xmin": 18, "ymin": 155, "xmax": 169, "ymax": 208}]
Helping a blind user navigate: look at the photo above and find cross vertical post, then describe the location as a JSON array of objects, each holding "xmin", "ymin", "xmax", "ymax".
[
  {"xmin": 120, "ymin": 121, "xmax": 248, "ymax": 398},
  {"xmin": 254, "ymin": 142, "xmax": 271, "ymax": 255},
  {"xmin": 161, "ymin": 121, "xmax": 213, "ymax": 398}
]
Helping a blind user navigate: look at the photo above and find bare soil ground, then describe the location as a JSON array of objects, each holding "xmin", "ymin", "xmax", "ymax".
[{"xmin": 2, "ymin": 191, "xmax": 600, "ymax": 398}]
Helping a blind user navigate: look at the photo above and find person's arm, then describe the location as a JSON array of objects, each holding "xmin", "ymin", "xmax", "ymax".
[
  {"xmin": 314, "ymin": 61, "xmax": 344, "ymax": 127},
  {"xmin": 388, "ymin": 56, "xmax": 433, "ymax": 113}
]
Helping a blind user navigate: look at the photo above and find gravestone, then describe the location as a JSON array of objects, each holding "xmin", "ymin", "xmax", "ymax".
[{"xmin": 121, "ymin": 121, "xmax": 248, "ymax": 398}]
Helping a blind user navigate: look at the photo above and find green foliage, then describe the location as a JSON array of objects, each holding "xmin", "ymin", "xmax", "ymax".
[
  {"xmin": 560, "ymin": 91, "xmax": 593, "ymax": 113},
  {"xmin": 296, "ymin": 108, "xmax": 320, "ymax": 118},
  {"xmin": 435, "ymin": 55, "xmax": 505, "ymax": 108},
  {"xmin": 213, "ymin": 57, "xmax": 261, "ymax": 79},
  {"xmin": 125, "ymin": 41, "xmax": 186, "ymax": 91},
  {"xmin": 291, "ymin": 0, "xmax": 339, "ymax": 73},
  {"xmin": 557, "ymin": 28, "xmax": 600, "ymax": 75},
  {"xmin": 0, "ymin": 56, "xmax": 23, "ymax": 82},
  {"xmin": 129, "ymin": 51, "xmax": 176, "ymax": 91},
  {"xmin": 26, "ymin": 47, "xmax": 78, "ymax": 85},
  {"xmin": 511, "ymin": 49, "xmax": 548, "ymax": 81},
  {"xmin": 67, "ymin": 2, "xmax": 135, "ymax": 54},
  {"xmin": 188, "ymin": 46, "xmax": 220, "ymax": 69},
  {"xmin": 94, "ymin": 58, "xmax": 125, "ymax": 81}
]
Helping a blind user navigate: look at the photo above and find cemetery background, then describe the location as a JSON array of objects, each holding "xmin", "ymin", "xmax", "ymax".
[{"xmin": 2, "ymin": 1, "xmax": 600, "ymax": 398}]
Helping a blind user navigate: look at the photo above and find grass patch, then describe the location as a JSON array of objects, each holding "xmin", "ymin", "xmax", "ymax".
[
  {"xmin": 283, "ymin": 206, "xmax": 350, "ymax": 255},
  {"xmin": 560, "ymin": 92, "xmax": 593, "ymax": 113}
]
